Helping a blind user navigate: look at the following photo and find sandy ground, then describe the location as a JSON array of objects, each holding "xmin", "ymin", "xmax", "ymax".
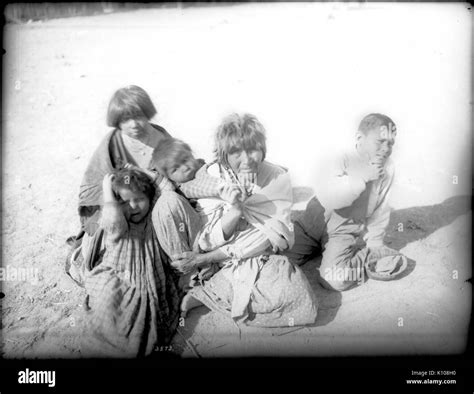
[{"xmin": 1, "ymin": 3, "xmax": 471, "ymax": 358}]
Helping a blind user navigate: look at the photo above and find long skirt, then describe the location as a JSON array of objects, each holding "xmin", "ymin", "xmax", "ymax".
[
  {"xmin": 81, "ymin": 219, "xmax": 181, "ymax": 358},
  {"xmin": 190, "ymin": 254, "xmax": 318, "ymax": 327}
]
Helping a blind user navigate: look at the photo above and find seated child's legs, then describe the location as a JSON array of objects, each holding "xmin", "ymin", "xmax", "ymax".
[
  {"xmin": 283, "ymin": 196, "xmax": 326, "ymax": 266},
  {"xmin": 283, "ymin": 220, "xmax": 321, "ymax": 266},
  {"xmin": 319, "ymin": 234, "xmax": 368, "ymax": 291},
  {"xmin": 178, "ymin": 271, "xmax": 197, "ymax": 292},
  {"xmin": 152, "ymin": 191, "xmax": 202, "ymax": 257},
  {"xmin": 180, "ymin": 293, "xmax": 204, "ymax": 317}
]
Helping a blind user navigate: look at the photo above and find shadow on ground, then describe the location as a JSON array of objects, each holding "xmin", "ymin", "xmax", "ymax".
[
  {"xmin": 385, "ymin": 195, "xmax": 471, "ymax": 251},
  {"xmin": 168, "ymin": 305, "xmax": 209, "ymax": 357},
  {"xmin": 291, "ymin": 194, "xmax": 471, "ymax": 252},
  {"xmin": 171, "ymin": 195, "xmax": 471, "ymax": 354},
  {"xmin": 299, "ymin": 257, "xmax": 342, "ymax": 327},
  {"xmin": 290, "ymin": 194, "xmax": 471, "ymax": 326}
]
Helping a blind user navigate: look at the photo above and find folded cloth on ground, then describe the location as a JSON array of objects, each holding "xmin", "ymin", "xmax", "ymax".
[{"xmin": 365, "ymin": 246, "xmax": 408, "ymax": 281}]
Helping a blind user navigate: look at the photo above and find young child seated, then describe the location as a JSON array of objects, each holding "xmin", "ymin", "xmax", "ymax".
[
  {"xmin": 284, "ymin": 113, "xmax": 407, "ymax": 291},
  {"xmin": 147, "ymin": 137, "xmax": 245, "ymax": 292},
  {"xmin": 81, "ymin": 168, "xmax": 180, "ymax": 357},
  {"xmin": 125, "ymin": 137, "xmax": 243, "ymax": 206},
  {"xmin": 151, "ymin": 137, "xmax": 249, "ymax": 200}
]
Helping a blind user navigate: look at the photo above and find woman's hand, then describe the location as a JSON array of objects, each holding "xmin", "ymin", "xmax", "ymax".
[
  {"xmin": 218, "ymin": 183, "xmax": 245, "ymax": 205},
  {"xmin": 102, "ymin": 173, "xmax": 116, "ymax": 203},
  {"xmin": 170, "ymin": 251, "xmax": 205, "ymax": 274},
  {"xmin": 221, "ymin": 202, "xmax": 246, "ymax": 240}
]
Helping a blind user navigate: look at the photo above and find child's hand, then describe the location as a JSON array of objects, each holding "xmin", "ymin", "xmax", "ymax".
[
  {"xmin": 170, "ymin": 251, "xmax": 201, "ymax": 274},
  {"xmin": 218, "ymin": 183, "xmax": 245, "ymax": 205},
  {"xmin": 102, "ymin": 173, "xmax": 116, "ymax": 203}
]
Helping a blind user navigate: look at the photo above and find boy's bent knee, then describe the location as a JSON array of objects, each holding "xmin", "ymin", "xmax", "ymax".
[
  {"xmin": 318, "ymin": 276, "xmax": 356, "ymax": 292},
  {"xmin": 319, "ymin": 262, "xmax": 362, "ymax": 291}
]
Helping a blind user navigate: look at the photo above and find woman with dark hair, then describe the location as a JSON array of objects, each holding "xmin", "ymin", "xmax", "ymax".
[
  {"xmin": 79, "ymin": 86, "xmax": 169, "ymax": 235},
  {"xmin": 69, "ymin": 85, "xmax": 221, "ymax": 284},
  {"xmin": 67, "ymin": 86, "xmax": 222, "ymax": 356},
  {"xmin": 68, "ymin": 85, "xmax": 176, "ymax": 284}
]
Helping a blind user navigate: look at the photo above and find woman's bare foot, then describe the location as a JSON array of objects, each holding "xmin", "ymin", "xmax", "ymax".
[{"xmin": 180, "ymin": 293, "xmax": 204, "ymax": 318}]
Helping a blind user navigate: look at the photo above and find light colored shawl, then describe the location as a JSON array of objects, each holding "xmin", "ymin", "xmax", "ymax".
[
  {"xmin": 239, "ymin": 161, "xmax": 294, "ymax": 252},
  {"xmin": 198, "ymin": 161, "xmax": 294, "ymax": 323}
]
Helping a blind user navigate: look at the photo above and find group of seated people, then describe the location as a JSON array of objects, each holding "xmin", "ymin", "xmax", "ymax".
[{"xmin": 66, "ymin": 85, "xmax": 407, "ymax": 357}]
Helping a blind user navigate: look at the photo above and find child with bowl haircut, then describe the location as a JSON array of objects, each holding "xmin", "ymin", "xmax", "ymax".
[
  {"xmin": 127, "ymin": 137, "xmax": 240, "ymax": 206},
  {"xmin": 150, "ymin": 137, "xmax": 245, "ymax": 213},
  {"xmin": 285, "ymin": 113, "xmax": 407, "ymax": 291},
  {"xmin": 152, "ymin": 138, "xmax": 208, "ymax": 189}
]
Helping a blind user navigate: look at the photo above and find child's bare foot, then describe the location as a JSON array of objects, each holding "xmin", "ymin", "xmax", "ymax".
[{"xmin": 180, "ymin": 293, "xmax": 203, "ymax": 318}]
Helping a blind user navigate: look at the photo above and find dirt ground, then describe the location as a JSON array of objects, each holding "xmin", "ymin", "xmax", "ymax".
[{"xmin": 1, "ymin": 3, "xmax": 471, "ymax": 358}]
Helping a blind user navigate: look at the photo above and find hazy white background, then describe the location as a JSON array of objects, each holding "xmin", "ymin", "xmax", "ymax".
[
  {"xmin": 1, "ymin": 2, "xmax": 471, "ymax": 358},
  {"xmin": 3, "ymin": 2, "xmax": 472, "ymax": 236}
]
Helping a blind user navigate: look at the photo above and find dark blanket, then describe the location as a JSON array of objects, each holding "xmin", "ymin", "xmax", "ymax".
[{"xmin": 78, "ymin": 124, "xmax": 169, "ymax": 235}]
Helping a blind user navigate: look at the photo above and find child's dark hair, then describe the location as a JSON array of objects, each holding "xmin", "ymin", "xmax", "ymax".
[
  {"xmin": 106, "ymin": 85, "xmax": 157, "ymax": 128},
  {"xmin": 151, "ymin": 138, "xmax": 193, "ymax": 176},
  {"xmin": 358, "ymin": 113, "xmax": 397, "ymax": 135},
  {"xmin": 111, "ymin": 168, "xmax": 156, "ymax": 202}
]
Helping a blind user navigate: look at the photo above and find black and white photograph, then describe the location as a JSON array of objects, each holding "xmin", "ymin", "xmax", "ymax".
[{"xmin": 1, "ymin": 0, "xmax": 472, "ymax": 388}]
